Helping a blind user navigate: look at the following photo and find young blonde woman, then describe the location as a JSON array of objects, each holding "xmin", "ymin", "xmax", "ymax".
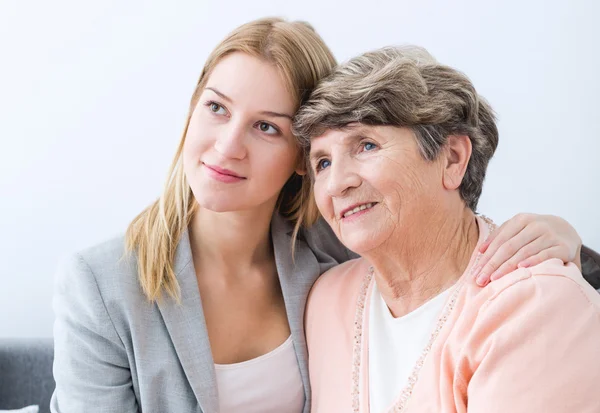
[{"xmin": 50, "ymin": 17, "xmax": 597, "ymax": 413}]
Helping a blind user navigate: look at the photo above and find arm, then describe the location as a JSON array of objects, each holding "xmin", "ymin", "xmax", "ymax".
[
  {"xmin": 50, "ymin": 253, "xmax": 138, "ymax": 413},
  {"xmin": 462, "ymin": 268, "xmax": 600, "ymax": 413}
]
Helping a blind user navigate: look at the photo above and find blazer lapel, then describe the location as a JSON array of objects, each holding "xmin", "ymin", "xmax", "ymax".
[
  {"xmin": 157, "ymin": 230, "xmax": 219, "ymax": 413},
  {"xmin": 271, "ymin": 214, "xmax": 321, "ymax": 413}
]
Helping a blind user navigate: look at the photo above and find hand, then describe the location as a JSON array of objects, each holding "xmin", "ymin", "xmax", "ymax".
[{"xmin": 475, "ymin": 213, "xmax": 582, "ymax": 286}]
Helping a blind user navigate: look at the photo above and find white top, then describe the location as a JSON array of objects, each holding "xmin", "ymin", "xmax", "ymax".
[
  {"xmin": 214, "ymin": 335, "xmax": 304, "ymax": 413},
  {"xmin": 368, "ymin": 282, "xmax": 451, "ymax": 413}
]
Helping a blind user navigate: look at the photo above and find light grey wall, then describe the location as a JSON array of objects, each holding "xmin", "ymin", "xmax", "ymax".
[{"xmin": 1, "ymin": 0, "xmax": 598, "ymax": 337}]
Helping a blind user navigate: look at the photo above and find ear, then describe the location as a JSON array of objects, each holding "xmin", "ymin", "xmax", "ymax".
[
  {"xmin": 294, "ymin": 152, "xmax": 308, "ymax": 176},
  {"xmin": 295, "ymin": 165, "xmax": 307, "ymax": 176},
  {"xmin": 442, "ymin": 135, "xmax": 472, "ymax": 190}
]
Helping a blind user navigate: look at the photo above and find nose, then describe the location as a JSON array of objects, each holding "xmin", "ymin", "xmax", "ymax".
[
  {"xmin": 326, "ymin": 157, "xmax": 361, "ymax": 198},
  {"xmin": 214, "ymin": 120, "xmax": 247, "ymax": 160}
]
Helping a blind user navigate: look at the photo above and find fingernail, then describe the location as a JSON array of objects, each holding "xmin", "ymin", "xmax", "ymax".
[{"xmin": 518, "ymin": 261, "xmax": 530, "ymax": 269}]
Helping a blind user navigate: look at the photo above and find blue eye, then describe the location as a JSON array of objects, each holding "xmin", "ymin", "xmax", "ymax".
[
  {"xmin": 316, "ymin": 159, "xmax": 331, "ymax": 172},
  {"xmin": 363, "ymin": 142, "xmax": 377, "ymax": 151}
]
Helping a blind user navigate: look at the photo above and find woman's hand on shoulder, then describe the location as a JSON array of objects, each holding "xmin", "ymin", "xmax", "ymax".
[{"xmin": 475, "ymin": 213, "xmax": 581, "ymax": 286}]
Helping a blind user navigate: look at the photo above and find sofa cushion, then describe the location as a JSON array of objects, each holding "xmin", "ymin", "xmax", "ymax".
[
  {"xmin": 0, "ymin": 339, "xmax": 54, "ymax": 413},
  {"xmin": 0, "ymin": 406, "xmax": 39, "ymax": 413}
]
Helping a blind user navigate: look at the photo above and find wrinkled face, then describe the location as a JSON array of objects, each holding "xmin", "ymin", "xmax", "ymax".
[
  {"xmin": 183, "ymin": 52, "xmax": 303, "ymax": 213},
  {"xmin": 309, "ymin": 124, "xmax": 447, "ymax": 254}
]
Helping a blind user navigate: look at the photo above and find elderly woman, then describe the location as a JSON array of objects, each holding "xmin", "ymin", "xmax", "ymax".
[{"xmin": 294, "ymin": 46, "xmax": 600, "ymax": 413}]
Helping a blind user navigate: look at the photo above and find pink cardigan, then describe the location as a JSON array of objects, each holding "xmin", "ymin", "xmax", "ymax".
[{"xmin": 305, "ymin": 218, "xmax": 600, "ymax": 412}]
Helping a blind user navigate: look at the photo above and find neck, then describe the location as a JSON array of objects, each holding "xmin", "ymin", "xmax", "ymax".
[
  {"xmin": 189, "ymin": 204, "xmax": 276, "ymax": 274},
  {"xmin": 366, "ymin": 207, "xmax": 479, "ymax": 318}
]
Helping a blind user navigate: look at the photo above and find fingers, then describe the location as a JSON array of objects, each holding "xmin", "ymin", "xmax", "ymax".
[
  {"xmin": 476, "ymin": 223, "xmax": 538, "ymax": 285},
  {"xmin": 517, "ymin": 246, "xmax": 567, "ymax": 270},
  {"xmin": 488, "ymin": 237, "xmax": 549, "ymax": 282}
]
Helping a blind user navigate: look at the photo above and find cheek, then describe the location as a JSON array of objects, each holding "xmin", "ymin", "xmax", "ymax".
[
  {"xmin": 378, "ymin": 161, "xmax": 443, "ymax": 217},
  {"xmin": 182, "ymin": 131, "xmax": 214, "ymax": 190},
  {"xmin": 250, "ymin": 141, "xmax": 298, "ymax": 185},
  {"xmin": 183, "ymin": 122, "xmax": 212, "ymax": 161},
  {"xmin": 182, "ymin": 134, "xmax": 195, "ymax": 161},
  {"xmin": 312, "ymin": 180, "xmax": 330, "ymax": 215},
  {"xmin": 182, "ymin": 137, "xmax": 200, "ymax": 176},
  {"xmin": 383, "ymin": 150, "xmax": 433, "ymax": 188}
]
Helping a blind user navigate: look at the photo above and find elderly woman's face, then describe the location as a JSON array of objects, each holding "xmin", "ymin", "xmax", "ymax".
[{"xmin": 309, "ymin": 124, "xmax": 447, "ymax": 253}]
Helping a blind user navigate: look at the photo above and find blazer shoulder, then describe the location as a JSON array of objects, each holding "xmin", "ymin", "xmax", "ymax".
[{"xmin": 56, "ymin": 234, "xmax": 145, "ymax": 308}]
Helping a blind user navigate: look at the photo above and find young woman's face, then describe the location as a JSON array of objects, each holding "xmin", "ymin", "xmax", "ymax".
[{"xmin": 183, "ymin": 52, "xmax": 303, "ymax": 213}]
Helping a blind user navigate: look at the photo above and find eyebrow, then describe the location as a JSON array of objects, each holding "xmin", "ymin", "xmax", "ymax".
[
  {"xmin": 259, "ymin": 110, "xmax": 293, "ymax": 120},
  {"xmin": 342, "ymin": 128, "xmax": 371, "ymax": 142},
  {"xmin": 309, "ymin": 129, "xmax": 367, "ymax": 164},
  {"xmin": 205, "ymin": 87, "xmax": 293, "ymax": 120},
  {"xmin": 205, "ymin": 87, "xmax": 232, "ymax": 103}
]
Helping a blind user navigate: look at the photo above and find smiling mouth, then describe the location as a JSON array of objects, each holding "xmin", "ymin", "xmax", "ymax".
[{"xmin": 341, "ymin": 202, "xmax": 377, "ymax": 219}]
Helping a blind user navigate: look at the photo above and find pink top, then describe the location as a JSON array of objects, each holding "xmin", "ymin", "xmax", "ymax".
[
  {"xmin": 214, "ymin": 336, "xmax": 304, "ymax": 413},
  {"xmin": 305, "ymin": 216, "xmax": 600, "ymax": 413}
]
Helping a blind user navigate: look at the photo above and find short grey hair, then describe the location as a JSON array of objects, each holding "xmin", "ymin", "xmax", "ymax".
[{"xmin": 293, "ymin": 46, "xmax": 499, "ymax": 211}]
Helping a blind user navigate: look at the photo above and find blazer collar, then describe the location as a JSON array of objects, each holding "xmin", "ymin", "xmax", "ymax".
[{"xmin": 157, "ymin": 230, "xmax": 218, "ymax": 413}]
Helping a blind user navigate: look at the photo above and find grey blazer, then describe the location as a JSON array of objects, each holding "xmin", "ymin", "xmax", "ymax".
[
  {"xmin": 50, "ymin": 212, "xmax": 600, "ymax": 413},
  {"xmin": 50, "ymin": 214, "xmax": 353, "ymax": 413}
]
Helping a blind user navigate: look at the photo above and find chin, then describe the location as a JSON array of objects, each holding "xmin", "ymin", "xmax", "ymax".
[{"xmin": 194, "ymin": 194, "xmax": 244, "ymax": 213}]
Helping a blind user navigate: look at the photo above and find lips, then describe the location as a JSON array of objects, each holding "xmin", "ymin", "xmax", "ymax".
[
  {"xmin": 339, "ymin": 202, "xmax": 377, "ymax": 219},
  {"xmin": 203, "ymin": 163, "xmax": 245, "ymax": 179}
]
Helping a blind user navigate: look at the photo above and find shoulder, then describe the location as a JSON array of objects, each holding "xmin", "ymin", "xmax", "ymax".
[
  {"xmin": 305, "ymin": 258, "xmax": 369, "ymax": 346},
  {"xmin": 453, "ymin": 260, "xmax": 600, "ymax": 411},
  {"xmin": 55, "ymin": 234, "xmax": 146, "ymax": 311},
  {"xmin": 482, "ymin": 258, "xmax": 600, "ymax": 310},
  {"xmin": 307, "ymin": 258, "xmax": 370, "ymax": 315},
  {"xmin": 463, "ymin": 258, "xmax": 600, "ymax": 334}
]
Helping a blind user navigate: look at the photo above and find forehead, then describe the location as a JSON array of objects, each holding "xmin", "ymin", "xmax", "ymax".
[{"xmin": 206, "ymin": 52, "xmax": 296, "ymax": 113}]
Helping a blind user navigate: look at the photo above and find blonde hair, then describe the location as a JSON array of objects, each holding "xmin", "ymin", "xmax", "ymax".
[
  {"xmin": 294, "ymin": 45, "xmax": 498, "ymax": 211},
  {"xmin": 126, "ymin": 17, "xmax": 337, "ymax": 302}
]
